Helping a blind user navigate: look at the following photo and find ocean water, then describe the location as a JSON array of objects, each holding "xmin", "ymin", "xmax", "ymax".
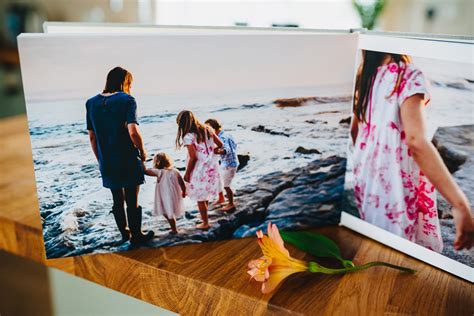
[{"xmin": 27, "ymin": 84, "xmax": 353, "ymax": 258}]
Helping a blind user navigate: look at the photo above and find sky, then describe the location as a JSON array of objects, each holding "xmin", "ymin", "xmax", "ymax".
[{"xmin": 18, "ymin": 33, "xmax": 358, "ymax": 101}]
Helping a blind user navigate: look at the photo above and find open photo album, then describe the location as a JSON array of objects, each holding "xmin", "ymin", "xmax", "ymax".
[{"xmin": 17, "ymin": 25, "xmax": 473, "ymax": 282}]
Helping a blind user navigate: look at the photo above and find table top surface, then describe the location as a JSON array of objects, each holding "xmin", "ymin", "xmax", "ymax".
[{"xmin": 0, "ymin": 115, "xmax": 472, "ymax": 316}]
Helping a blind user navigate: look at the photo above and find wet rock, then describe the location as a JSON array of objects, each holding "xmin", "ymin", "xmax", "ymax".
[
  {"xmin": 339, "ymin": 189, "xmax": 359, "ymax": 217},
  {"xmin": 242, "ymin": 103, "xmax": 266, "ymax": 109},
  {"xmin": 237, "ymin": 154, "xmax": 250, "ymax": 171},
  {"xmin": 431, "ymin": 80, "xmax": 472, "ymax": 91},
  {"xmin": 251, "ymin": 125, "xmax": 290, "ymax": 137},
  {"xmin": 46, "ymin": 155, "xmax": 347, "ymax": 258},
  {"xmin": 274, "ymin": 97, "xmax": 317, "ymax": 107},
  {"xmin": 316, "ymin": 110, "xmax": 341, "ymax": 115},
  {"xmin": 446, "ymin": 82, "xmax": 470, "ymax": 90},
  {"xmin": 240, "ymin": 190, "xmax": 274, "ymax": 209},
  {"xmin": 233, "ymin": 155, "xmax": 346, "ymax": 238},
  {"xmin": 210, "ymin": 106, "xmax": 236, "ymax": 113},
  {"xmin": 440, "ymin": 219, "xmax": 474, "ymax": 267},
  {"xmin": 185, "ymin": 211, "xmax": 196, "ymax": 220},
  {"xmin": 255, "ymin": 171, "xmax": 297, "ymax": 195},
  {"xmin": 235, "ymin": 185, "xmax": 258, "ymax": 196},
  {"xmin": 274, "ymin": 96, "xmax": 352, "ymax": 108},
  {"xmin": 339, "ymin": 117, "xmax": 351, "ymax": 125},
  {"xmin": 233, "ymin": 225, "xmax": 253, "ymax": 238},
  {"xmin": 432, "ymin": 125, "xmax": 474, "ymax": 220},
  {"xmin": 432, "ymin": 145, "xmax": 468, "ymax": 173},
  {"xmin": 305, "ymin": 119, "xmax": 328, "ymax": 125},
  {"xmin": 432, "ymin": 126, "xmax": 474, "ymax": 261},
  {"xmin": 295, "ymin": 146, "xmax": 321, "ymax": 155},
  {"xmin": 432, "ymin": 125, "xmax": 472, "ymax": 171}
]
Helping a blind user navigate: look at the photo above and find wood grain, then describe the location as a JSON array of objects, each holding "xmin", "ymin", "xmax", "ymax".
[{"xmin": 0, "ymin": 115, "xmax": 473, "ymax": 315}]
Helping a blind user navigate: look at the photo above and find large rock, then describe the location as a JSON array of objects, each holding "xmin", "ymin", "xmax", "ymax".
[
  {"xmin": 295, "ymin": 146, "xmax": 322, "ymax": 155},
  {"xmin": 237, "ymin": 154, "xmax": 250, "ymax": 171},
  {"xmin": 273, "ymin": 96, "xmax": 352, "ymax": 108},
  {"xmin": 440, "ymin": 219, "xmax": 474, "ymax": 267},
  {"xmin": 432, "ymin": 125, "xmax": 474, "ymax": 218},
  {"xmin": 339, "ymin": 117, "xmax": 351, "ymax": 125},
  {"xmin": 50, "ymin": 155, "xmax": 347, "ymax": 257},
  {"xmin": 233, "ymin": 156, "xmax": 346, "ymax": 238},
  {"xmin": 251, "ymin": 125, "xmax": 290, "ymax": 137}
]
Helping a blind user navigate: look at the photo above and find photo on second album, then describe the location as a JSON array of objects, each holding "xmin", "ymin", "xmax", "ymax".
[
  {"xmin": 18, "ymin": 33, "xmax": 357, "ymax": 258},
  {"xmin": 342, "ymin": 48, "xmax": 474, "ymax": 269}
]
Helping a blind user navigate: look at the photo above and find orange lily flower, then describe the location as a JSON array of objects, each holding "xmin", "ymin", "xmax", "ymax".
[
  {"xmin": 247, "ymin": 223, "xmax": 308, "ymax": 294},
  {"xmin": 247, "ymin": 223, "xmax": 416, "ymax": 294}
]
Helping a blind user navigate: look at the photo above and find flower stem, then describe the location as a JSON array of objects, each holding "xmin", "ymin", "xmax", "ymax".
[
  {"xmin": 341, "ymin": 259, "xmax": 355, "ymax": 268},
  {"xmin": 309, "ymin": 261, "xmax": 416, "ymax": 274}
]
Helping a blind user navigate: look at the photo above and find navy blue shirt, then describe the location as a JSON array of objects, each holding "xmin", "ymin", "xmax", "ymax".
[{"xmin": 86, "ymin": 92, "xmax": 144, "ymax": 189}]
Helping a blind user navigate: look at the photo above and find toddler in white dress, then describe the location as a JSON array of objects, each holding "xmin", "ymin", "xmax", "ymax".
[{"xmin": 144, "ymin": 152, "xmax": 186, "ymax": 234}]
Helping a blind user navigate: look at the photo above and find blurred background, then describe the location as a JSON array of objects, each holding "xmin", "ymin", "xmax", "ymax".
[
  {"xmin": 0, "ymin": 0, "xmax": 473, "ymax": 119},
  {"xmin": 0, "ymin": 1, "xmax": 472, "ymax": 315}
]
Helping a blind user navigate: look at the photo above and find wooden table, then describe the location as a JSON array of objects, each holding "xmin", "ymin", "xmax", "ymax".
[{"xmin": 0, "ymin": 115, "xmax": 472, "ymax": 315}]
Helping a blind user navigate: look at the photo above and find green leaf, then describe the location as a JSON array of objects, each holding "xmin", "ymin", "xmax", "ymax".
[{"xmin": 281, "ymin": 231, "xmax": 354, "ymax": 268}]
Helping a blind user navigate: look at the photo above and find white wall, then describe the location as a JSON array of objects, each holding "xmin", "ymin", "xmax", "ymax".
[
  {"xmin": 155, "ymin": 0, "xmax": 361, "ymax": 29},
  {"xmin": 378, "ymin": 0, "xmax": 474, "ymax": 36}
]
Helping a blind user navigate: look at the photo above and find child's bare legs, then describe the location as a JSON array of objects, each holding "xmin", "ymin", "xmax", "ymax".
[
  {"xmin": 215, "ymin": 192, "xmax": 226, "ymax": 204},
  {"xmin": 222, "ymin": 187, "xmax": 236, "ymax": 212},
  {"xmin": 196, "ymin": 201, "xmax": 210, "ymax": 229},
  {"xmin": 164, "ymin": 215, "xmax": 178, "ymax": 234}
]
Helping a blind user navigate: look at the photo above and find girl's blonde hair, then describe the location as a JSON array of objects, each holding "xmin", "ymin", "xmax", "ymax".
[
  {"xmin": 176, "ymin": 110, "xmax": 210, "ymax": 148},
  {"xmin": 153, "ymin": 152, "xmax": 172, "ymax": 169}
]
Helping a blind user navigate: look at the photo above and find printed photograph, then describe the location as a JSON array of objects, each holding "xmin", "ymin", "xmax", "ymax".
[
  {"xmin": 342, "ymin": 50, "xmax": 474, "ymax": 267},
  {"xmin": 19, "ymin": 34, "xmax": 357, "ymax": 258}
]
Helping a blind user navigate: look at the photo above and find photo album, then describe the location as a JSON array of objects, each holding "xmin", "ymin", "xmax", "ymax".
[{"xmin": 17, "ymin": 25, "xmax": 473, "ymax": 281}]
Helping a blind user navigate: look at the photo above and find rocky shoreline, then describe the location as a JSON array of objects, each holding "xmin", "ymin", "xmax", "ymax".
[
  {"xmin": 38, "ymin": 94, "xmax": 354, "ymax": 258},
  {"xmin": 432, "ymin": 125, "xmax": 474, "ymax": 266},
  {"xmin": 146, "ymin": 155, "xmax": 346, "ymax": 249}
]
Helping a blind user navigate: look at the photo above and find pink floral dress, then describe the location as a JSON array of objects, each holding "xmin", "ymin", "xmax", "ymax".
[
  {"xmin": 183, "ymin": 131, "xmax": 222, "ymax": 202},
  {"xmin": 352, "ymin": 61, "xmax": 443, "ymax": 252}
]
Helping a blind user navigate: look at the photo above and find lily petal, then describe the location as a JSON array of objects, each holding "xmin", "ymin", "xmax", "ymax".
[
  {"xmin": 269, "ymin": 222, "xmax": 290, "ymax": 256},
  {"xmin": 261, "ymin": 267, "xmax": 303, "ymax": 294},
  {"xmin": 248, "ymin": 223, "xmax": 309, "ymax": 294}
]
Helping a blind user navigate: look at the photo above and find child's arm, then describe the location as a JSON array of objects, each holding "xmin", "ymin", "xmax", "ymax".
[
  {"xmin": 350, "ymin": 114, "xmax": 359, "ymax": 145},
  {"xmin": 211, "ymin": 131, "xmax": 224, "ymax": 148},
  {"xmin": 142, "ymin": 161, "xmax": 158, "ymax": 177},
  {"xmin": 401, "ymin": 94, "xmax": 474, "ymax": 250},
  {"xmin": 184, "ymin": 145, "xmax": 197, "ymax": 182},
  {"xmin": 214, "ymin": 138, "xmax": 227, "ymax": 155},
  {"xmin": 176, "ymin": 171, "xmax": 186, "ymax": 197}
]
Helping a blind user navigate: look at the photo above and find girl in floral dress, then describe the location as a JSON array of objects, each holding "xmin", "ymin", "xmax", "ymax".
[
  {"xmin": 176, "ymin": 110, "xmax": 223, "ymax": 230},
  {"xmin": 351, "ymin": 51, "xmax": 474, "ymax": 252}
]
